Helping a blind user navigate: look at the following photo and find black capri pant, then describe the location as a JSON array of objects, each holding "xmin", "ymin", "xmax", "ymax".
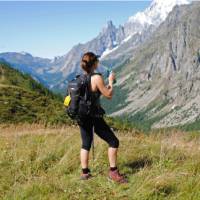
[{"xmin": 78, "ymin": 116, "xmax": 119, "ymax": 151}]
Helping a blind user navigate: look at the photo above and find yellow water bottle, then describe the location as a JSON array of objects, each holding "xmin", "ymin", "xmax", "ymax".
[{"xmin": 64, "ymin": 95, "xmax": 71, "ymax": 107}]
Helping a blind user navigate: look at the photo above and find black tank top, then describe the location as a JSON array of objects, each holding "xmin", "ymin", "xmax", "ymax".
[
  {"xmin": 89, "ymin": 73, "xmax": 105, "ymax": 117},
  {"xmin": 90, "ymin": 73, "xmax": 101, "ymax": 106}
]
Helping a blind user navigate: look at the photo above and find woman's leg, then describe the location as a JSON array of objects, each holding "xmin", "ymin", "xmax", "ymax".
[
  {"xmin": 80, "ymin": 149, "xmax": 90, "ymax": 169},
  {"xmin": 108, "ymin": 147, "xmax": 118, "ymax": 168},
  {"xmin": 79, "ymin": 118, "xmax": 93, "ymax": 173},
  {"xmin": 93, "ymin": 117, "xmax": 127, "ymax": 183},
  {"xmin": 93, "ymin": 117, "xmax": 119, "ymax": 168}
]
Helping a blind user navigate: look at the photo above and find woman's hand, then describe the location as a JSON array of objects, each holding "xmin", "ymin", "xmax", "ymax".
[
  {"xmin": 108, "ymin": 72, "xmax": 115, "ymax": 85},
  {"xmin": 106, "ymin": 85, "xmax": 111, "ymax": 89}
]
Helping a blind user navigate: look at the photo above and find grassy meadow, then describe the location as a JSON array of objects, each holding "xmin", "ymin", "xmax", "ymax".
[{"xmin": 0, "ymin": 124, "xmax": 200, "ymax": 200}]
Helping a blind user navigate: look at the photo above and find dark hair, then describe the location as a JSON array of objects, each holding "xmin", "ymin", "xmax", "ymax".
[{"xmin": 81, "ymin": 52, "xmax": 99, "ymax": 74}]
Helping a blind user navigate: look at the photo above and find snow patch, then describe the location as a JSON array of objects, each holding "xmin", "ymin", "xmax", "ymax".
[
  {"xmin": 113, "ymin": 41, "xmax": 118, "ymax": 46},
  {"xmin": 20, "ymin": 51, "xmax": 29, "ymax": 56},
  {"xmin": 123, "ymin": 35, "xmax": 133, "ymax": 43},
  {"xmin": 128, "ymin": 0, "xmax": 190, "ymax": 26},
  {"xmin": 100, "ymin": 46, "xmax": 119, "ymax": 59}
]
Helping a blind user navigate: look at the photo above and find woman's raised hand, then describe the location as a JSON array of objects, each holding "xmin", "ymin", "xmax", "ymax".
[{"xmin": 108, "ymin": 72, "xmax": 115, "ymax": 84}]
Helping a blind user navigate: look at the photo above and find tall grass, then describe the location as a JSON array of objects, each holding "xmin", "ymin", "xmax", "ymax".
[{"xmin": 0, "ymin": 125, "xmax": 200, "ymax": 199}]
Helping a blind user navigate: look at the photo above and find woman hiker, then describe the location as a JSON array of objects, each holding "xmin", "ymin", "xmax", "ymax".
[{"xmin": 78, "ymin": 52, "xmax": 127, "ymax": 183}]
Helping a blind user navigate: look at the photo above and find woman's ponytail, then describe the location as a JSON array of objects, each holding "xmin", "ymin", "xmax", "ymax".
[{"xmin": 81, "ymin": 52, "xmax": 99, "ymax": 74}]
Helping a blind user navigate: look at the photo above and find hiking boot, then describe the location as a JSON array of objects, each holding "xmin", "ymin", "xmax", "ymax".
[
  {"xmin": 108, "ymin": 169, "xmax": 128, "ymax": 183},
  {"xmin": 80, "ymin": 172, "xmax": 92, "ymax": 180}
]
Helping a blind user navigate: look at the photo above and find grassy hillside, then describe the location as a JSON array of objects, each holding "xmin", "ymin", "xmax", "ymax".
[
  {"xmin": 0, "ymin": 125, "xmax": 200, "ymax": 199},
  {"xmin": 0, "ymin": 62, "xmax": 70, "ymax": 125}
]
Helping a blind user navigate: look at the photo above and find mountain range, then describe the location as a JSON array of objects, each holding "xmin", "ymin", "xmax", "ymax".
[
  {"xmin": 102, "ymin": 1, "xmax": 200, "ymax": 130},
  {"xmin": 0, "ymin": 0, "xmax": 190, "ymax": 92},
  {"xmin": 1, "ymin": 0, "xmax": 200, "ymax": 130}
]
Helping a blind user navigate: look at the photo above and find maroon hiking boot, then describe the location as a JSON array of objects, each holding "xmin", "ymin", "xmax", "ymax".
[
  {"xmin": 80, "ymin": 172, "xmax": 92, "ymax": 180},
  {"xmin": 108, "ymin": 169, "xmax": 128, "ymax": 183}
]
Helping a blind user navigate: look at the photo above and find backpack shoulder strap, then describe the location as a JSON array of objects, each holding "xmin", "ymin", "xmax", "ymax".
[
  {"xmin": 91, "ymin": 72, "xmax": 102, "ymax": 77},
  {"xmin": 75, "ymin": 74, "xmax": 81, "ymax": 79},
  {"xmin": 85, "ymin": 73, "xmax": 92, "ymax": 101},
  {"xmin": 77, "ymin": 73, "xmax": 91, "ymax": 100}
]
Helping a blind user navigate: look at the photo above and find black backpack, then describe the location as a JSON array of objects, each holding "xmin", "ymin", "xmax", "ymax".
[{"xmin": 65, "ymin": 74, "xmax": 92, "ymax": 121}]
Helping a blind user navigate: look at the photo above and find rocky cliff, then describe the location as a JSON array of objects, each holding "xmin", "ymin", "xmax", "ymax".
[{"xmin": 106, "ymin": 2, "xmax": 200, "ymax": 129}]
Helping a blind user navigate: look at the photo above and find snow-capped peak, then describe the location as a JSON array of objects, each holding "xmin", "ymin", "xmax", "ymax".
[
  {"xmin": 128, "ymin": 0, "xmax": 190, "ymax": 26},
  {"xmin": 20, "ymin": 51, "xmax": 30, "ymax": 56},
  {"xmin": 99, "ymin": 0, "xmax": 191, "ymax": 60}
]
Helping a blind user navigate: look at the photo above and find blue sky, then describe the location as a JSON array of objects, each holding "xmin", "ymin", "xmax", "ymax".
[{"xmin": 0, "ymin": 1, "xmax": 150, "ymax": 58}]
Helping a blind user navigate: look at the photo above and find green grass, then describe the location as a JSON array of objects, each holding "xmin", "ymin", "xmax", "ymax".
[
  {"xmin": 1, "ymin": 125, "xmax": 200, "ymax": 200},
  {"xmin": 0, "ymin": 62, "xmax": 71, "ymax": 125}
]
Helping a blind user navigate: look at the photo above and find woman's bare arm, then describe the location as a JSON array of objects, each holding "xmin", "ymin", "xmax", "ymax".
[{"xmin": 95, "ymin": 75, "xmax": 113, "ymax": 99}]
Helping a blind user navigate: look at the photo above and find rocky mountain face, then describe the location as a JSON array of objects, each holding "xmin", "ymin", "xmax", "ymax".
[
  {"xmin": 0, "ymin": 0, "xmax": 190, "ymax": 92},
  {"xmin": 105, "ymin": 2, "xmax": 200, "ymax": 129},
  {"xmin": 101, "ymin": 0, "xmax": 190, "ymax": 64}
]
